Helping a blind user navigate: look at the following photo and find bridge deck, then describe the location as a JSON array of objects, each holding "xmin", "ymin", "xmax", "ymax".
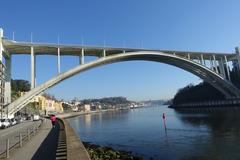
[{"xmin": 2, "ymin": 39, "xmax": 236, "ymax": 60}]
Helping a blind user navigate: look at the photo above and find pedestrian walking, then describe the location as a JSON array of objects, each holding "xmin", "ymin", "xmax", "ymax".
[{"xmin": 50, "ymin": 114, "xmax": 56, "ymax": 128}]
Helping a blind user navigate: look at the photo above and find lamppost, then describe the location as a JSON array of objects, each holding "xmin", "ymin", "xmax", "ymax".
[
  {"xmin": 6, "ymin": 97, "xmax": 8, "ymax": 119},
  {"xmin": 1, "ymin": 102, "xmax": 2, "ymax": 119}
]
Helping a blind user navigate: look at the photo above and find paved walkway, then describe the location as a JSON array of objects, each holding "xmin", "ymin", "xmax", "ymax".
[
  {"xmin": 31, "ymin": 121, "xmax": 60, "ymax": 160},
  {"xmin": 0, "ymin": 120, "xmax": 41, "ymax": 155},
  {"xmin": 8, "ymin": 119, "xmax": 55, "ymax": 160},
  {"xmin": 1, "ymin": 117, "xmax": 90, "ymax": 160}
]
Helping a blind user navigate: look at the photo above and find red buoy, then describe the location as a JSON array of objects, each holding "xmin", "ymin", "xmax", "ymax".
[{"xmin": 162, "ymin": 113, "xmax": 166, "ymax": 120}]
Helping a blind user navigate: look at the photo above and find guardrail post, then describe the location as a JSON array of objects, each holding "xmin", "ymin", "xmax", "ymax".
[
  {"xmin": 19, "ymin": 133, "xmax": 22, "ymax": 147},
  {"xmin": 27, "ymin": 129, "xmax": 30, "ymax": 140},
  {"xmin": 33, "ymin": 126, "xmax": 36, "ymax": 136},
  {"xmin": 6, "ymin": 139, "xmax": 9, "ymax": 158}
]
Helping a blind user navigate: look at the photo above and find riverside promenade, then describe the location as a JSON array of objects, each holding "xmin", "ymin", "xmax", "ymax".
[
  {"xmin": 0, "ymin": 120, "xmax": 42, "ymax": 156},
  {"xmin": 0, "ymin": 109, "xmax": 128, "ymax": 160},
  {"xmin": 0, "ymin": 114, "xmax": 91, "ymax": 160},
  {"xmin": 7, "ymin": 119, "xmax": 54, "ymax": 160}
]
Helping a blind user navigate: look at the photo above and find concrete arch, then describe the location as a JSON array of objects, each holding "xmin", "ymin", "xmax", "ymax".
[{"xmin": 8, "ymin": 51, "xmax": 240, "ymax": 114}]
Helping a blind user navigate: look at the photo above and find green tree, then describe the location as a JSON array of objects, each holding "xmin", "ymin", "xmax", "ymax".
[{"xmin": 11, "ymin": 79, "xmax": 31, "ymax": 101}]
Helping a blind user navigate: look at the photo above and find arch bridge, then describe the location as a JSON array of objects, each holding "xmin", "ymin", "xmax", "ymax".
[{"xmin": 0, "ymin": 28, "xmax": 240, "ymax": 115}]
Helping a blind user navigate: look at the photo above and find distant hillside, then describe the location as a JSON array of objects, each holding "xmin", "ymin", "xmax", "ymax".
[
  {"xmin": 81, "ymin": 97, "xmax": 131, "ymax": 105},
  {"xmin": 172, "ymin": 65, "xmax": 240, "ymax": 105},
  {"xmin": 142, "ymin": 100, "xmax": 171, "ymax": 105},
  {"xmin": 173, "ymin": 82, "xmax": 224, "ymax": 105}
]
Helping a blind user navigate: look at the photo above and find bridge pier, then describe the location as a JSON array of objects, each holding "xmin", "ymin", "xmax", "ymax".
[
  {"xmin": 57, "ymin": 47, "xmax": 61, "ymax": 74},
  {"xmin": 235, "ymin": 47, "xmax": 240, "ymax": 72},
  {"xmin": 218, "ymin": 58, "xmax": 226, "ymax": 79},
  {"xmin": 200, "ymin": 54, "xmax": 204, "ymax": 65},
  {"xmin": 102, "ymin": 49, "xmax": 106, "ymax": 57},
  {"xmin": 212, "ymin": 55, "xmax": 219, "ymax": 74},
  {"xmin": 31, "ymin": 46, "xmax": 36, "ymax": 89},
  {"xmin": 80, "ymin": 49, "xmax": 84, "ymax": 65},
  {"xmin": 210, "ymin": 57, "xmax": 214, "ymax": 70},
  {"xmin": 224, "ymin": 55, "xmax": 231, "ymax": 81}
]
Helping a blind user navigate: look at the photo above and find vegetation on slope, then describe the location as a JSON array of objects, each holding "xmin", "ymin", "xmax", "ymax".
[
  {"xmin": 173, "ymin": 65, "xmax": 240, "ymax": 105},
  {"xmin": 11, "ymin": 79, "xmax": 30, "ymax": 101}
]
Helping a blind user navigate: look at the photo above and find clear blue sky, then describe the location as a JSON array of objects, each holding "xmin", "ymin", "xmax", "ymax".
[{"xmin": 1, "ymin": 0, "xmax": 240, "ymax": 101}]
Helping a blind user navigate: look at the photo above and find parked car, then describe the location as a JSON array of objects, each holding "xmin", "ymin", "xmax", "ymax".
[
  {"xmin": 26, "ymin": 116, "xmax": 32, "ymax": 121},
  {"xmin": 18, "ymin": 117, "xmax": 24, "ymax": 123},
  {"xmin": 0, "ymin": 121, "xmax": 2, "ymax": 129},
  {"xmin": 33, "ymin": 115, "xmax": 40, "ymax": 121},
  {"xmin": 10, "ymin": 119, "xmax": 17, "ymax": 126},
  {"xmin": 1, "ymin": 119, "xmax": 11, "ymax": 128}
]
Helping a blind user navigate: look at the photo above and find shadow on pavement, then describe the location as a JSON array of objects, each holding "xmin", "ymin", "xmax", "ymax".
[{"xmin": 31, "ymin": 122, "xmax": 60, "ymax": 160}]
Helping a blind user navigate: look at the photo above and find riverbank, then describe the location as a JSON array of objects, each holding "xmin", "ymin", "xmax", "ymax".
[
  {"xmin": 56, "ymin": 108, "xmax": 131, "ymax": 119},
  {"xmin": 169, "ymin": 98, "xmax": 240, "ymax": 109},
  {"xmin": 83, "ymin": 142, "xmax": 143, "ymax": 160},
  {"xmin": 58, "ymin": 108, "xmax": 145, "ymax": 160}
]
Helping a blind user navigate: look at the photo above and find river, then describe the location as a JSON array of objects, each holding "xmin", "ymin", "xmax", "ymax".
[{"xmin": 68, "ymin": 105, "xmax": 240, "ymax": 160}]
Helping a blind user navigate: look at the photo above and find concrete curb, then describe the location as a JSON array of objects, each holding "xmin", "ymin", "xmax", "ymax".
[{"xmin": 58, "ymin": 118, "xmax": 91, "ymax": 160}]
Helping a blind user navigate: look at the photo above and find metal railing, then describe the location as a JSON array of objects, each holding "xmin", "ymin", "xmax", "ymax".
[{"xmin": 0, "ymin": 120, "xmax": 43, "ymax": 159}]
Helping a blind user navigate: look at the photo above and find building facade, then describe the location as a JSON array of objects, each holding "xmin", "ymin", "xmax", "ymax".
[
  {"xmin": 33, "ymin": 95, "xmax": 63, "ymax": 114},
  {"xmin": 0, "ymin": 62, "xmax": 4, "ymax": 118}
]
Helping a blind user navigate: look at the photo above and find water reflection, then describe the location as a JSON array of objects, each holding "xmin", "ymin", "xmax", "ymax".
[
  {"xmin": 68, "ymin": 106, "xmax": 240, "ymax": 160},
  {"xmin": 174, "ymin": 108, "xmax": 240, "ymax": 160},
  {"xmin": 175, "ymin": 108, "xmax": 240, "ymax": 134}
]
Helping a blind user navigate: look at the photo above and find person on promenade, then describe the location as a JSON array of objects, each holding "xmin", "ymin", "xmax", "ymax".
[{"xmin": 50, "ymin": 114, "xmax": 57, "ymax": 128}]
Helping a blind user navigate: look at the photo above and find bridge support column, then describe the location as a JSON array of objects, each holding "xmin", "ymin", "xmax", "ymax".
[
  {"xmin": 5, "ymin": 56, "xmax": 11, "ymax": 104},
  {"xmin": 224, "ymin": 56, "xmax": 231, "ymax": 81},
  {"xmin": 31, "ymin": 46, "xmax": 36, "ymax": 89},
  {"xmin": 57, "ymin": 47, "xmax": 61, "ymax": 74},
  {"xmin": 235, "ymin": 47, "xmax": 240, "ymax": 72},
  {"xmin": 187, "ymin": 53, "xmax": 190, "ymax": 60},
  {"xmin": 102, "ymin": 49, "xmax": 106, "ymax": 58},
  {"xmin": 80, "ymin": 49, "xmax": 84, "ymax": 65},
  {"xmin": 213, "ymin": 55, "xmax": 219, "ymax": 74},
  {"xmin": 209, "ymin": 57, "xmax": 213, "ymax": 70},
  {"xmin": 197, "ymin": 57, "xmax": 200, "ymax": 64},
  {"xmin": 200, "ymin": 54, "xmax": 204, "ymax": 65},
  {"xmin": 219, "ymin": 58, "xmax": 226, "ymax": 79}
]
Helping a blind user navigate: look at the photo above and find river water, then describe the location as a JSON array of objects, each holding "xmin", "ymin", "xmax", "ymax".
[{"xmin": 68, "ymin": 105, "xmax": 240, "ymax": 160}]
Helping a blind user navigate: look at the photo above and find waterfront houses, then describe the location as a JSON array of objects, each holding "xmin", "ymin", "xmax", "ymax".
[{"xmin": 32, "ymin": 95, "xmax": 64, "ymax": 114}]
